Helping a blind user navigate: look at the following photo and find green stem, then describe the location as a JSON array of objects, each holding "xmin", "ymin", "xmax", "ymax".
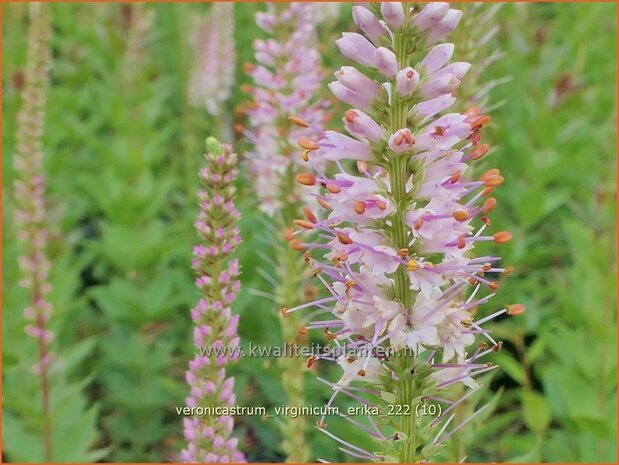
[
  {"xmin": 276, "ymin": 244, "xmax": 309, "ymax": 463},
  {"xmin": 387, "ymin": 8, "xmax": 419, "ymax": 462}
]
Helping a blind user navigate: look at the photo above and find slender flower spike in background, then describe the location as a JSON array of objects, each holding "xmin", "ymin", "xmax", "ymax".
[
  {"xmin": 181, "ymin": 138, "xmax": 245, "ymax": 463},
  {"xmin": 243, "ymin": 3, "xmax": 327, "ymax": 461},
  {"xmin": 188, "ymin": 3, "xmax": 236, "ymax": 116},
  {"xmin": 287, "ymin": 2, "xmax": 524, "ymax": 462},
  {"xmin": 245, "ymin": 2, "xmax": 326, "ymax": 217},
  {"xmin": 12, "ymin": 3, "xmax": 54, "ymax": 461}
]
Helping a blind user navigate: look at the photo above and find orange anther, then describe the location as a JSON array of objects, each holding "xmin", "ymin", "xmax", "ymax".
[
  {"xmin": 290, "ymin": 239, "xmax": 305, "ymax": 250},
  {"xmin": 326, "ymin": 183, "xmax": 341, "ymax": 193},
  {"xmin": 484, "ymin": 175, "xmax": 504, "ymax": 187},
  {"xmin": 298, "ymin": 138, "xmax": 320, "ymax": 151},
  {"xmin": 493, "ymin": 231, "xmax": 512, "ymax": 243},
  {"xmin": 303, "ymin": 207, "xmax": 317, "ymax": 223},
  {"xmin": 470, "ymin": 114, "xmax": 491, "ymax": 130},
  {"xmin": 284, "ymin": 228, "xmax": 295, "ymax": 242},
  {"xmin": 337, "ymin": 233, "xmax": 353, "ymax": 245},
  {"xmin": 354, "ymin": 201, "xmax": 366, "ymax": 214},
  {"xmin": 482, "ymin": 186, "xmax": 495, "ymax": 197},
  {"xmin": 483, "ymin": 197, "xmax": 497, "ymax": 213},
  {"xmin": 289, "ymin": 116, "xmax": 310, "ymax": 128},
  {"xmin": 480, "ymin": 168, "xmax": 500, "ymax": 180},
  {"xmin": 316, "ymin": 197, "xmax": 331, "ymax": 210},
  {"xmin": 296, "ymin": 172, "xmax": 316, "ymax": 186},
  {"xmin": 470, "ymin": 143, "xmax": 490, "ymax": 160},
  {"xmin": 293, "ymin": 219, "xmax": 314, "ymax": 230},
  {"xmin": 507, "ymin": 304, "xmax": 526, "ymax": 316},
  {"xmin": 453, "ymin": 210, "xmax": 469, "ymax": 221},
  {"xmin": 344, "ymin": 109, "xmax": 357, "ymax": 123}
]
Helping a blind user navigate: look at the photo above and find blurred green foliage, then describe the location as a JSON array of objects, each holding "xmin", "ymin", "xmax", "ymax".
[{"xmin": 2, "ymin": 2, "xmax": 616, "ymax": 463}]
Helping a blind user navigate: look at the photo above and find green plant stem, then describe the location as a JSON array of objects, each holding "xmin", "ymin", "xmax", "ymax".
[
  {"xmin": 387, "ymin": 9, "xmax": 418, "ymax": 462},
  {"xmin": 276, "ymin": 244, "xmax": 309, "ymax": 463}
]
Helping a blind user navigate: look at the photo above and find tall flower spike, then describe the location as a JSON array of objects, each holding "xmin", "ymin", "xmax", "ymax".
[
  {"xmin": 188, "ymin": 3, "xmax": 236, "ymax": 116},
  {"xmin": 12, "ymin": 3, "xmax": 54, "ymax": 461},
  {"xmin": 244, "ymin": 3, "xmax": 327, "ymax": 462},
  {"xmin": 245, "ymin": 2, "xmax": 327, "ymax": 217},
  {"xmin": 289, "ymin": 3, "xmax": 523, "ymax": 462},
  {"xmin": 181, "ymin": 138, "xmax": 245, "ymax": 463}
]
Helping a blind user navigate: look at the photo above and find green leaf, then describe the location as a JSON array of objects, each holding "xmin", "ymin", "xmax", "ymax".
[{"xmin": 522, "ymin": 391, "xmax": 551, "ymax": 434}]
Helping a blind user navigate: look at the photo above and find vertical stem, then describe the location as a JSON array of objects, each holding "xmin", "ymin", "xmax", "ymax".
[
  {"xmin": 387, "ymin": 7, "xmax": 418, "ymax": 462},
  {"xmin": 276, "ymin": 244, "xmax": 309, "ymax": 463},
  {"xmin": 33, "ymin": 280, "xmax": 52, "ymax": 462}
]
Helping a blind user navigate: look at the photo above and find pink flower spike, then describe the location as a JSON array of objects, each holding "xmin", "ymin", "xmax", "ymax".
[{"xmin": 181, "ymin": 138, "xmax": 244, "ymax": 463}]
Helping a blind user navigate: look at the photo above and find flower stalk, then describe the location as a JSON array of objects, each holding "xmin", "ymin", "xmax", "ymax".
[
  {"xmin": 243, "ymin": 3, "xmax": 327, "ymax": 461},
  {"xmin": 287, "ymin": 2, "xmax": 523, "ymax": 462},
  {"xmin": 181, "ymin": 138, "xmax": 245, "ymax": 463},
  {"xmin": 12, "ymin": 3, "xmax": 53, "ymax": 461},
  {"xmin": 188, "ymin": 3, "xmax": 236, "ymax": 117}
]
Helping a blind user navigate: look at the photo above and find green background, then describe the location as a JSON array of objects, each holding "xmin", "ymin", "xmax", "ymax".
[{"xmin": 2, "ymin": 2, "xmax": 617, "ymax": 462}]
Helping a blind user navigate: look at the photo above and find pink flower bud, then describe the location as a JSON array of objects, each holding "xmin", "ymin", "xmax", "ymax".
[
  {"xmin": 336, "ymin": 32, "xmax": 377, "ymax": 67},
  {"xmin": 335, "ymin": 66, "xmax": 382, "ymax": 100},
  {"xmin": 422, "ymin": 73, "xmax": 461, "ymax": 99},
  {"xmin": 381, "ymin": 3, "xmax": 405, "ymax": 30},
  {"xmin": 329, "ymin": 81, "xmax": 372, "ymax": 111},
  {"xmin": 320, "ymin": 131, "xmax": 373, "ymax": 161},
  {"xmin": 396, "ymin": 67, "xmax": 419, "ymax": 97},
  {"xmin": 420, "ymin": 43, "xmax": 455, "ymax": 75},
  {"xmin": 343, "ymin": 109, "xmax": 384, "ymax": 142},
  {"xmin": 413, "ymin": 94, "xmax": 456, "ymax": 119},
  {"xmin": 352, "ymin": 6, "xmax": 387, "ymax": 44},
  {"xmin": 427, "ymin": 9, "xmax": 463, "ymax": 43},
  {"xmin": 413, "ymin": 2, "xmax": 449, "ymax": 31},
  {"xmin": 437, "ymin": 61, "xmax": 471, "ymax": 79},
  {"xmin": 373, "ymin": 47, "xmax": 399, "ymax": 78}
]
